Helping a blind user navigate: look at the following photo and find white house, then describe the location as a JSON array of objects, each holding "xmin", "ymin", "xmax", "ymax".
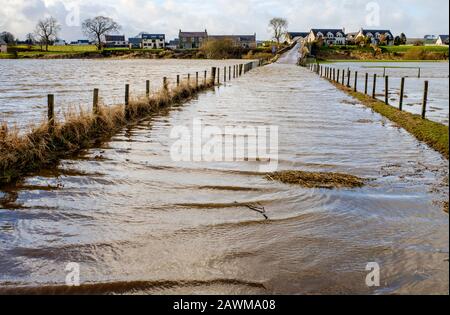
[
  {"xmin": 103, "ymin": 35, "xmax": 127, "ymax": 48},
  {"xmin": 436, "ymin": 35, "xmax": 449, "ymax": 46},
  {"xmin": 0, "ymin": 39, "xmax": 7, "ymax": 53},
  {"xmin": 142, "ymin": 34, "xmax": 165, "ymax": 49},
  {"xmin": 354, "ymin": 29, "xmax": 394, "ymax": 46},
  {"xmin": 53, "ymin": 39, "xmax": 66, "ymax": 46},
  {"xmin": 307, "ymin": 29, "xmax": 347, "ymax": 45}
]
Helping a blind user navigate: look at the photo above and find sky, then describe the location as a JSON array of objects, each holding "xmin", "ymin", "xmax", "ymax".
[{"xmin": 0, "ymin": 0, "xmax": 449, "ymax": 41}]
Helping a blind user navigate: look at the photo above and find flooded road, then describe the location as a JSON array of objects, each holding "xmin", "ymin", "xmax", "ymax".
[
  {"xmin": 0, "ymin": 57, "xmax": 449, "ymax": 294},
  {"xmin": 332, "ymin": 61, "xmax": 449, "ymax": 125}
]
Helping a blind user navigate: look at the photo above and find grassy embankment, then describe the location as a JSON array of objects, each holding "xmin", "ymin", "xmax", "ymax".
[
  {"xmin": 315, "ymin": 45, "xmax": 449, "ymax": 62},
  {"xmin": 0, "ymin": 77, "xmax": 216, "ymax": 186},
  {"xmin": 0, "ymin": 44, "xmax": 280, "ymax": 61}
]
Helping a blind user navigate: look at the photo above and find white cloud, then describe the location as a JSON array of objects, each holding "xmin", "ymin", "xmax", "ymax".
[{"xmin": 0, "ymin": 0, "xmax": 448, "ymax": 41}]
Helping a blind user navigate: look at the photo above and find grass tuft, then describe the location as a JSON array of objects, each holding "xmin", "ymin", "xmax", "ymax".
[{"xmin": 266, "ymin": 171, "xmax": 365, "ymax": 189}]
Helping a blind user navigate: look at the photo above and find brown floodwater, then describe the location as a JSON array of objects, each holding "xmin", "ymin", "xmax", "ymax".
[{"xmin": 0, "ymin": 58, "xmax": 449, "ymax": 295}]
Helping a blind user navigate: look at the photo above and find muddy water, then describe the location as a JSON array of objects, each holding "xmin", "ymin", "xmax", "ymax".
[
  {"xmin": 0, "ymin": 60, "xmax": 449, "ymax": 294},
  {"xmin": 0, "ymin": 59, "xmax": 245, "ymax": 129},
  {"xmin": 331, "ymin": 62, "xmax": 449, "ymax": 125}
]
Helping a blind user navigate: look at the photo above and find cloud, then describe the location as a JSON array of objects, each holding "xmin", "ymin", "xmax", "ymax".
[{"xmin": 0, "ymin": 0, "xmax": 448, "ymax": 41}]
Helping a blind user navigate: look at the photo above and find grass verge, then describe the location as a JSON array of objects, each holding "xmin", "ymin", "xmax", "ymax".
[{"xmin": 0, "ymin": 79, "xmax": 215, "ymax": 186}]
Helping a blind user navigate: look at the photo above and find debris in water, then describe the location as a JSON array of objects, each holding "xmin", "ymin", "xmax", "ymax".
[
  {"xmin": 266, "ymin": 171, "xmax": 364, "ymax": 189},
  {"xmin": 237, "ymin": 202, "xmax": 268, "ymax": 220}
]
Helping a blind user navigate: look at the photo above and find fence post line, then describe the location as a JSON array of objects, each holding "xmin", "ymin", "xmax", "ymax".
[
  {"xmin": 384, "ymin": 76, "xmax": 389, "ymax": 105},
  {"xmin": 93, "ymin": 88, "xmax": 99, "ymax": 114},
  {"xmin": 354, "ymin": 71, "xmax": 358, "ymax": 92},
  {"xmin": 239, "ymin": 64, "xmax": 243, "ymax": 76},
  {"xmin": 399, "ymin": 77, "xmax": 405, "ymax": 111},
  {"xmin": 146, "ymin": 80, "xmax": 150, "ymax": 97},
  {"xmin": 47, "ymin": 94, "xmax": 55, "ymax": 132},
  {"xmin": 364, "ymin": 73, "xmax": 368, "ymax": 95},
  {"xmin": 372, "ymin": 73, "xmax": 377, "ymax": 98},
  {"xmin": 422, "ymin": 80, "xmax": 429, "ymax": 119},
  {"xmin": 125, "ymin": 84, "xmax": 130, "ymax": 119}
]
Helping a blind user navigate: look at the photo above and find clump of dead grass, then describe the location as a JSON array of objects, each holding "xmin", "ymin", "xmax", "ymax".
[{"xmin": 266, "ymin": 170, "xmax": 365, "ymax": 189}]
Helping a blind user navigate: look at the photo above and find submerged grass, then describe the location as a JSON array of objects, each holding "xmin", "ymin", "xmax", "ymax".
[
  {"xmin": 0, "ymin": 79, "xmax": 214, "ymax": 186},
  {"xmin": 331, "ymin": 83, "xmax": 449, "ymax": 160},
  {"xmin": 266, "ymin": 171, "xmax": 365, "ymax": 189}
]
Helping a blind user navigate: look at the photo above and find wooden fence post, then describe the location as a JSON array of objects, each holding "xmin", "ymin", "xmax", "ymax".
[
  {"xmin": 383, "ymin": 67, "xmax": 386, "ymax": 77},
  {"xmin": 418, "ymin": 67, "xmax": 421, "ymax": 79},
  {"xmin": 354, "ymin": 71, "xmax": 358, "ymax": 92},
  {"xmin": 229, "ymin": 66, "xmax": 231, "ymax": 80},
  {"xmin": 93, "ymin": 88, "xmax": 99, "ymax": 114},
  {"xmin": 341, "ymin": 69, "xmax": 345, "ymax": 84},
  {"xmin": 399, "ymin": 77, "xmax": 405, "ymax": 111},
  {"xmin": 47, "ymin": 94, "xmax": 55, "ymax": 132},
  {"xmin": 337, "ymin": 69, "xmax": 340, "ymax": 84},
  {"xmin": 217, "ymin": 68, "xmax": 220, "ymax": 84},
  {"xmin": 204, "ymin": 70, "xmax": 207, "ymax": 84},
  {"xmin": 347, "ymin": 70, "xmax": 351, "ymax": 88},
  {"xmin": 146, "ymin": 80, "xmax": 150, "ymax": 97},
  {"xmin": 364, "ymin": 73, "xmax": 368, "ymax": 95},
  {"xmin": 422, "ymin": 80, "xmax": 429, "ymax": 119},
  {"xmin": 187, "ymin": 73, "xmax": 191, "ymax": 85},
  {"xmin": 177, "ymin": 75, "xmax": 180, "ymax": 86},
  {"xmin": 196, "ymin": 72, "xmax": 199, "ymax": 87},
  {"xmin": 372, "ymin": 73, "xmax": 377, "ymax": 98},
  {"xmin": 125, "ymin": 84, "xmax": 130, "ymax": 119},
  {"xmin": 224, "ymin": 67, "xmax": 226, "ymax": 82},
  {"xmin": 384, "ymin": 76, "xmax": 389, "ymax": 104},
  {"xmin": 163, "ymin": 77, "xmax": 168, "ymax": 91}
]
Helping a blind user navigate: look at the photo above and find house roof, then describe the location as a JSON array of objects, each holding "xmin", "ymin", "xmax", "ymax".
[
  {"xmin": 287, "ymin": 32, "xmax": 309, "ymax": 38},
  {"xmin": 105, "ymin": 35, "xmax": 125, "ymax": 41},
  {"xmin": 128, "ymin": 37, "xmax": 142, "ymax": 44},
  {"xmin": 179, "ymin": 31, "xmax": 208, "ymax": 37},
  {"xmin": 311, "ymin": 29, "xmax": 346, "ymax": 36},
  {"xmin": 142, "ymin": 34, "xmax": 165, "ymax": 40},
  {"xmin": 438, "ymin": 35, "xmax": 449, "ymax": 41},
  {"xmin": 361, "ymin": 29, "xmax": 393, "ymax": 38}
]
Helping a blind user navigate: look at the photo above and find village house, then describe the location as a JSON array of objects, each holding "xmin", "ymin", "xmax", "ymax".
[
  {"xmin": 0, "ymin": 38, "xmax": 7, "ymax": 53},
  {"xmin": 178, "ymin": 30, "xmax": 208, "ymax": 49},
  {"xmin": 128, "ymin": 37, "xmax": 142, "ymax": 49},
  {"xmin": 354, "ymin": 29, "xmax": 394, "ymax": 45},
  {"xmin": 142, "ymin": 34, "xmax": 165, "ymax": 49},
  {"xmin": 70, "ymin": 39, "xmax": 90, "ymax": 46},
  {"xmin": 285, "ymin": 32, "xmax": 310, "ymax": 44},
  {"xmin": 436, "ymin": 35, "xmax": 449, "ymax": 46},
  {"xmin": 208, "ymin": 34, "xmax": 257, "ymax": 49},
  {"xmin": 166, "ymin": 39, "xmax": 179, "ymax": 50},
  {"xmin": 103, "ymin": 35, "xmax": 127, "ymax": 48},
  {"xmin": 307, "ymin": 29, "xmax": 347, "ymax": 45},
  {"xmin": 53, "ymin": 39, "xmax": 66, "ymax": 46}
]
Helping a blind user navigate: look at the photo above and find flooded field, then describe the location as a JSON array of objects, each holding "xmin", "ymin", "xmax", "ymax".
[
  {"xmin": 332, "ymin": 62, "xmax": 449, "ymax": 125},
  {"xmin": 0, "ymin": 59, "xmax": 245, "ymax": 129},
  {"xmin": 0, "ymin": 59, "xmax": 449, "ymax": 294}
]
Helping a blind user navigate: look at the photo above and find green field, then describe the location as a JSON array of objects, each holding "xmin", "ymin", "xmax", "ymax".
[{"xmin": 381, "ymin": 45, "xmax": 449, "ymax": 53}]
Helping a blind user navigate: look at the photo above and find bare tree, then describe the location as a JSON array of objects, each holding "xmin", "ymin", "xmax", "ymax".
[
  {"xmin": 82, "ymin": 16, "xmax": 121, "ymax": 50},
  {"xmin": 269, "ymin": 18, "xmax": 288, "ymax": 45},
  {"xmin": 35, "ymin": 17, "xmax": 61, "ymax": 51}
]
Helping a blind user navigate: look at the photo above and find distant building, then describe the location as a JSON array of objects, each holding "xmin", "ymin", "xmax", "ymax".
[
  {"xmin": 0, "ymin": 39, "xmax": 7, "ymax": 53},
  {"xmin": 178, "ymin": 30, "xmax": 208, "ymax": 49},
  {"xmin": 53, "ymin": 39, "xmax": 66, "ymax": 46},
  {"xmin": 307, "ymin": 29, "xmax": 347, "ymax": 45},
  {"xmin": 354, "ymin": 29, "xmax": 394, "ymax": 46},
  {"xmin": 103, "ymin": 35, "xmax": 127, "ymax": 48},
  {"xmin": 285, "ymin": 32, "xmax": 309, "ymax": 44},
  {"xmin": 166, "ymin": 39, "xmax": 179, "ymax": 50},
  {"xmin": 128, "ymin": 37, "xmax": 142, "ymax": 49},
  {"xmin": 208, "ymin": 34, "xmax": 257, "ymax": 49},
  {"xmin": 436, "ymin": 35, "xmax": 449, "ymax": 46},
  {"xmin": 142, "ymin": 34, "xmax": 165, "ymax": 49},
  {"xmin": 424, "ymin": 35, "xmax": 438, "ymax": 40}
]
